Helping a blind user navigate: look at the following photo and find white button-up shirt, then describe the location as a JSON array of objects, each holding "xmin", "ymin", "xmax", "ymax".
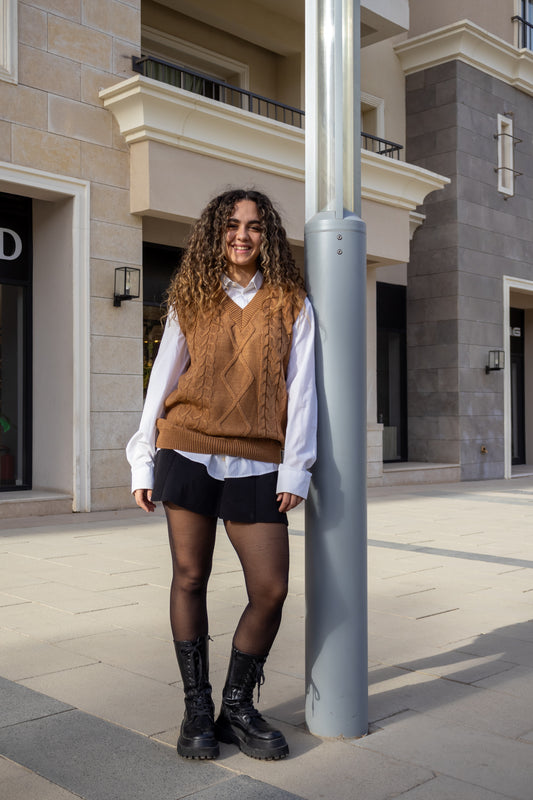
[{"xmin": 126, "ymin": 271, "xmax": 317, "ymax": 498}]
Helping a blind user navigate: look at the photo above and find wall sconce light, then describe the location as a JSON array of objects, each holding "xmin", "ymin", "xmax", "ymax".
[
  {"xmin": 114, "ymin": 266, "xmax": 140, "ymax": 306},
  {"xmin": 485, "ymin": 350, "xmax": 505, "ymax": 374}
]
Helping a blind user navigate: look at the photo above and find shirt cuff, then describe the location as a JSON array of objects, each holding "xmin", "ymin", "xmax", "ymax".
[
  {"xmin": 131, "ymin": 464, "xmax": 155, "ymax": 494},
  {"xmin": 276, "ymin": 464, "xmax": 311, "ymax": 499}
]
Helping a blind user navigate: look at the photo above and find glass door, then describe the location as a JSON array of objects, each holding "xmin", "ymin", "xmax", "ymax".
[
  {"xmin": 510, "ymin": 307, "xmax": 525, "ymax": 465},
  {"xmin": 0, "ymin": 192, "xmax": 32, "ymax": 490},
  {"xmin": 377, "ymin": 282, "xmax": 407, "ymax": 462},
  {"xmin": 142, "ymin": 242, "xmax": 182, "ymax": 396}
]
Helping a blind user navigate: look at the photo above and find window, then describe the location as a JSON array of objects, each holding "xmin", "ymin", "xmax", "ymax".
[
  {"xmin": 496, "ymin": 113, "xmax": 518, "ymax": 197},
  {"xmin": 377, "ymin": 283, "xmax": 407, "ymax": 462},
  {"xmin": 523, "ymin": 1, "xmax": 533, "ymax": 47},
  {"xmin": 361, "ymin": 92, "xmax": 385, "ymax": 139},
  {"xmin": 0, "ymin": 0, "xmax": 17, "ymax": 84},
  {"xmin": 142, "ymin": 242, "xmax": 183, "ymax": 395},
  {"xmin": 0, "ymin": 192, "xmax": 32, "ymax": 490},
  {"xmin": 141, "ymin": 26, "xmax": 249, "ymax": 89}
]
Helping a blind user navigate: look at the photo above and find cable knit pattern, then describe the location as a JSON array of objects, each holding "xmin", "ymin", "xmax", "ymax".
[{"xmin": 156, "ymin": 286, "xmax": 305, "ymax": 463}]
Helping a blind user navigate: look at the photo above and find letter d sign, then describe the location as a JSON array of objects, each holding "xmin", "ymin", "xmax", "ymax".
[{"xmin": 0, "ymin": 228, "xmax": 23, "ymax": 260}]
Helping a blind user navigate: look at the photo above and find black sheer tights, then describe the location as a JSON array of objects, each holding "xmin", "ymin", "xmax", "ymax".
[{"xmin": 164, "ymin": 503, "xmax": 289, "ymax": 656}]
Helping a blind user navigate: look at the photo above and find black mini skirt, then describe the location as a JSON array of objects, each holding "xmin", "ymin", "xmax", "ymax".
[{"xmin": 152, "ymin": 449, "xmax": 288, "ymax": 525}]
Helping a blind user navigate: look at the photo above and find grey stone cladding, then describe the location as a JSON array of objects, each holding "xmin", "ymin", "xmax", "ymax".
[{"xmin": 406, "ymin": 60, "xmax": 533, "ymax": 480}]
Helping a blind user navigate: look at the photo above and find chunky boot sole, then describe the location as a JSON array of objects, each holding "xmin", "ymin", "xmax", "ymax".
[
  {"xmin": 177, "ymin": 733, "xmax": 219, "ymax": 760},
  {"xmin": 215, "ymin": 716, "xmax": 289, "ymax": 760}
]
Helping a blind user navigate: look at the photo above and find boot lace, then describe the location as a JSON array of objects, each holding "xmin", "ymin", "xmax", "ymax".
[
  {"xmin": 179, "ymin": 636, "xmax": 211, "ymax": 690},
  {"xmin": 187, "ymin": 688, "xmax": 214, "ymax": 719},
  {"xmin": 253, "ymin": 659, "xmax": 265, "ymax": 702}
]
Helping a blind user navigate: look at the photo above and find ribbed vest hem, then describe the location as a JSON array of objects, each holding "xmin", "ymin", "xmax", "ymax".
[{"xmin": 156, "ymin": 420, "xmax": 282, "ymax": 464}]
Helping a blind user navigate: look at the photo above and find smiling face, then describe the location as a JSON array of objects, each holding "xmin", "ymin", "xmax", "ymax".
[{"xmin": 224, "ymin": 199, "xmax": 263, "ymax": 282}]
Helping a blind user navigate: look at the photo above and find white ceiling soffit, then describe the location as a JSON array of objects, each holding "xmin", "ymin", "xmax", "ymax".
[
  {"xmin": 152, "ymin": 0, "xmax": 304, "ymax": 56},
  {"xmin": 153, "ymin": 0, "xmax": 409, "ymax": 54},
  {"xmin": 361, "ymin": 0, "xmax": 409, "ymax": 46}
]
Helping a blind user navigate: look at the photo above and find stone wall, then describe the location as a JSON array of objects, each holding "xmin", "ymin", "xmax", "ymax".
[
  {"xmin": 406, "ymin": 60, "xmax": 533, "ymax": 479},
  {"xmin": 2, "ymin": 0, "xmax": 144, "ymax": 510}
]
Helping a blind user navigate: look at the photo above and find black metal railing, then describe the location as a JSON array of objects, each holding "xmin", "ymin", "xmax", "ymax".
[
  {"xmin": 361, "ymin": 131, "xmax": 403, "ymax": 159},
  {"xmin": 132, "ymin": 55, "xmax": 305, "ymax": 129},
  {"xmin": 132, "ymin": 55, "xmax": 404, "ymax": 158},
  {"xmin": 512, "ymin": 15, "xmax": 533, "ymax": 49}
]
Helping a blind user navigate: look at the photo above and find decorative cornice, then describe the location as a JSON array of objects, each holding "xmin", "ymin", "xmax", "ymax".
[
  {"xmin": 101, "ymin": 75, "xmax": 449, "ymax": 213},
  {"xmin": 361, "ymin": 150, "xmax": 450, "ymax": 211},
  {"xmin": 394, "ymin": 19, "xmax": 533, "ymax": 96},
  {"xmin": 100, "ymin": 75, "xmax": 304, "ymax": 181},
  {"xmin": 409, "ymin": 210, "xmax": 426, "ymax": 239}
]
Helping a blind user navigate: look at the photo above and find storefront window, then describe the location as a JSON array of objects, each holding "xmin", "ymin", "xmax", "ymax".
[
  {"xmin": 142, "ymin": 242, "xmax": 182, "ymax": 396},
  {"xmin": 0, "ymin": 192, "xmax": 32, "ymax": 490},
  {"xmin": 377, "ymin": 282, "xmax": 407, "ymax": 462}
]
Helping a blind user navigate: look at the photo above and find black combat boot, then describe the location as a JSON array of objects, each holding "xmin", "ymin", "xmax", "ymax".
[
  {"xmin": 174, "ymin": 636, "xmax": 219, "ymax": 759},
  {"xmin": 215, "ymin": 645, "xmax": 289, "ymax": 760}
]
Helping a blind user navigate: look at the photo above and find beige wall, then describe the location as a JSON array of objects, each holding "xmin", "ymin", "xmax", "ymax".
[
  {"xmin": 362, "ymin": 200, "xmax": 411, "ymax": 264},
  {"xmin": 130, "ymin": 141, "xmax": 306, "ymax": 244},
  {"xmin": 361, "ymin": 37, "xmax": 406, "ymax": 148},
  {"xmin": 142, "ymin": 0, "xmax": 303, "ymax": 107},
  {"xmin": 143, "ymin": 217, "xmax": 190, "ymax": 248},
  {"xmin": 32, "ymin": 198, "xmax": 74, "ymax": 494},
  {"xmin": 1, "ymin": 0, "xmax": 144, "ymax": 512},
  {"xmin": 408, "ymin": 0, "xmax": 516, "ymax": 46}
]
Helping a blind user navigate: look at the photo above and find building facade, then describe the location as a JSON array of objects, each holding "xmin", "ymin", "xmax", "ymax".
[
  {"xmin": 397, "ymin": 4, "xmax": 533, "ymax": 482},
  {"xmin": 1, "ymin": 0, "xmax": 530, "ymax": 518}
]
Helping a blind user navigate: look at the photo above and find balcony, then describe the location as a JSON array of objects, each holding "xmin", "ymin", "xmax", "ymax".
[
  {"xmin": 512, "ymin": 14, "xmax": 533, "ymax": 49},
  {"xmin": 100, "ymin": 65, "xmax": 448, "ymax": 257},
  {"xmin": 132, "ymin": 56, "xmax": 305, "ymax": 129},
  {"xmin": 131, "ymin": 55, "xmax": 404, "ymax": 160}
]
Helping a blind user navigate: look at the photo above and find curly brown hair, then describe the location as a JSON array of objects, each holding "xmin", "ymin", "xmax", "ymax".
[{"xmin": 165, "ymin": 189, "xmax": 304, "ymax": 327}]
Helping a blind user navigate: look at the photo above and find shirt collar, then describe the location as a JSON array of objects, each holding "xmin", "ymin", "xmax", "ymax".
[{"xmin": 222, "ymin": 270, "xmax": 263, "ymax": 292}]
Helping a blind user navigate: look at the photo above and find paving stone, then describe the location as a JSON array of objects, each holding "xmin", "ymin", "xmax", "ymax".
[
  {"xmin": 98, "ymin": 582, "xmax": 169, "ymax": 609},
  {"xmin": 77, "ymin": 601, "xmax": 171, "ymax": 639},
  {"xmin": 0, "ymin": 601, "xmax": 116, "ymax": 642},
  {"xmin": 0, "ymin": 756, "xmax": 82, "ymax": 800},
  {"xmin": 0, "ymin": 709, "xmax": 224, "ymax": 800},
  {"xmin": 369, "ymin": 664, "xmax": 533, "ymax": 738},
  {"xmin": 0, "ymin": 676, "xmax": 72, "ymax": 727},
  {"xmin": 4, "ymin": 582, "xmax": 138, "ymax": 615},
  {"xmin": 213, "ymin": 725, "xmax": 433, "ymax": 800},
  {"xmin": 20, "ymin": 662, "xmax": 181, "ymax": 736},
  {"xmin": 55, "ymin": 628, "xmax": 178, "ymax": 683},
  {"xmin": 473, "ymin": 663, "xmax": 533, "ymax": 699},
  {"xmin": 45, "ymin": 553, "xmax": 162, "ymax": 575},
  {"xmin": 0, "ymin": 593, "xmax": 31, "ymax": 608},
  {"xmin": 390, "ymin": 774, "xmax": 512, "ymax": 799},
  {"xmin": 0, "ymin": 629, "xmax": 97, "ymax": 681},
  {"xmin": 358, "ymin": 710, "xmax": 533, "ymax": 800},
  {"xmin": 189, "ymin": 775, "xmax": 305, "ymax": 799},
  {"xmin": 4, "ymin": 479, "xmax": 533, "ymax": 800},
  {"xmin": 459, "ymin": 632, "xmax": 533, "ymax": 667}
]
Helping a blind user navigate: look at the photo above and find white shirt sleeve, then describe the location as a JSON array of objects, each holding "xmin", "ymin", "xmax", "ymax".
[
  {"xmin": 276, "ymin": 297, "xmax": 317, "ymax": 498},
  {"xmin": 126, "ymin": 311, "xmax": 190, "ymax": 493}
]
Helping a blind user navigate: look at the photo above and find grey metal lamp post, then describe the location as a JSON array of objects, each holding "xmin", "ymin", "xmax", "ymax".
[{"xmin": 304, "ymin": 0, "xmax": 368, "ymax": 738}]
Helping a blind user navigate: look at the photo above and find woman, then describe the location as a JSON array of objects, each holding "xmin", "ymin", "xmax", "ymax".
[{"xmin": 127, "ymin": 189, "xmax": 316, "ymax": 761}]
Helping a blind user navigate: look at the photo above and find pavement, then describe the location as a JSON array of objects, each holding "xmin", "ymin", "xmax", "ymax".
[{"xmin": 1, "ymin": 476, "xmax": 533, "ymax": 800}]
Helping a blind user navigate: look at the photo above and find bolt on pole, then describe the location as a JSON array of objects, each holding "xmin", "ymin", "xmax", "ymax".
[{"xmin": 304, "ymin": 0, "xmax": 368, "ymax": 738}]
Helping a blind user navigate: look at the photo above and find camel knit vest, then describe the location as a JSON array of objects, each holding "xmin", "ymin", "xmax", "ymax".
[{"xmin": 156, "ymin": 286, "xmax": 306, "ymax": 463}]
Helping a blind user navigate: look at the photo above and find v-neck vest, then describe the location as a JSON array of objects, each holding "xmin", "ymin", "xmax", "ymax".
[{"xmin": 155, "ymin": 286, "xmax": 306, "ymax": 463}]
